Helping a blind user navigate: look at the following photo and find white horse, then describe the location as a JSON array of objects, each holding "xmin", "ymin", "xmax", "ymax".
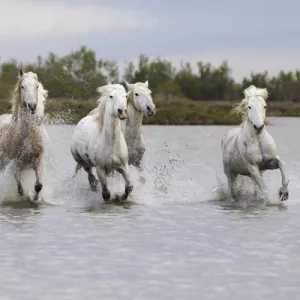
[
  {"xmin": 70, "ymin": 83, "xmax": 133, "ymax": 202},
  {"xmin": 89, "ymin": 80, "xmax": 155, "ymax": 178},
  {"xmin": 0, "ymin": 69, "xmax": 46, "ymax": 202},
  {"xmin": 123, "ymin": 81, "xmax": 156, "ymax": 173},
  {"xmin": 221, "ymin": 85, "xmax": 289, "ymax": 202}
]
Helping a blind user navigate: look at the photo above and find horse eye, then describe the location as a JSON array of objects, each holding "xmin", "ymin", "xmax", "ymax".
[
  {"xmin": 21, "ymin": 85, "xmax": 24, "ymax": 89},
  {"xmin": 36, "ymin": 85, "xmax": 39, "ymax": 89},
  {"xmin": 264, "ymin": 106, "xmax": 267, "ymax": 109},
  {"xmin": 248, "ymin": 106, "xmax": 251, "ymax": 109},
  {"xmin": 135, "ymin": 93, "xmax": 139, "ymax": 96},
  {"xmin": 109, "ymin": 95, "xmax": 113, "ymax": 98}
]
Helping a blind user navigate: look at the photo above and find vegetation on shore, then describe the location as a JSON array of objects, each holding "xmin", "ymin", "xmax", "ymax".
[
  {"xmin": 0, "ymin": 97, "xmax": 297, "ymax": 126},
  {"xmin": 1, "ymin": 46, "xmax": 300, "ymax": 125}
]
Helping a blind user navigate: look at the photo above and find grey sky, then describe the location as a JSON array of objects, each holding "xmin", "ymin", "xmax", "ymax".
[{"xmin": 0, "ymin": 0, "xmax": 299, "ymax": 81}]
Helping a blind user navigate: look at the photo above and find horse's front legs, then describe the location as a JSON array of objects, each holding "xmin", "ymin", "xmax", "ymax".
[
  {"xmin": 14, "ymin": 167, "xmax": 24, "ymax": 196},
  {"xmin": 30, "ymin": 160, "xmax": 43, "ymax": 202},
  {"xmin": 266, "ymin": 157, "xmax": 289, "ymax": 201},
  {"xmin": 248, "ymin": 165, "xmax": 268, "ymax": 201},
  {"xmin": 277, "ymin": 159, "xmax": 289, "ymax": 201},
  {"xmin": 227, "ymin": 173, "xmax": 237, "ymax": 201},
  {"xmin": 96, "ymin": 167, "xmax": 110, "ymax": 201},
  {"xmin": 117, "ymin": 164, "xmax": 133, "ymax": 201}
]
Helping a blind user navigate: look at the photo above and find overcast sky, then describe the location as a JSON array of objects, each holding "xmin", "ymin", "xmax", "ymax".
[{"xmin": 0, "ymin": 0, "xmax": 299, "ymax": 81}]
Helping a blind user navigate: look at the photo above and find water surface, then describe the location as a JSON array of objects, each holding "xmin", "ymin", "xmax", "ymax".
[{"xmin": 0, "ymin": 117, "xmax": 299, "ymax": 300}]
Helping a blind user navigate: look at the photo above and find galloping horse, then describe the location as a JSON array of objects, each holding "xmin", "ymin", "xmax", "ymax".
[
  {"xmin": 71, "ymin": 83, "xmax": 133, "ymax": 202},
  {"xmin": 0, "ymin": 70, "xmax": 47, "ymax": 202},
  {"xmin": 222, "ymin": 85, "xmax": 289, "ymax": 202}
]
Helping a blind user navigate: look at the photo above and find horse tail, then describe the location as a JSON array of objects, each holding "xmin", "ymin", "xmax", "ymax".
[{"xmin": 72, "ymin": 163, "xmax": 83, "ymax": 178}]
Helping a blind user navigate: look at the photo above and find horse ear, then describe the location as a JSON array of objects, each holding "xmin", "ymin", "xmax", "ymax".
[
  {"xmin": 125, "ymin": 81, "xmax": 132, "ymax": 89},
  {"xmin": 144, "ymin": 80, "xmax": 149, "ymax": 87},
  {"xmin": 262, "ymin": 88, "xmax": 268, "ymax": 100},
  {"xmin": 19, "ymin": 69, "xmax": 23, "ymax": 76}
]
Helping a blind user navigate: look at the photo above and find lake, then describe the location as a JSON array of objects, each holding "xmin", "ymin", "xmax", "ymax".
[{"xmin": 0, "ymin": 117, "xmax": 299, "ymax": 300}]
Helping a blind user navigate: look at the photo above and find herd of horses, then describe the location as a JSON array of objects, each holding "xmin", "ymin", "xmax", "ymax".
[{"xmin": 0, "ymin": 69, "xmax": 290, "ymax": 205}]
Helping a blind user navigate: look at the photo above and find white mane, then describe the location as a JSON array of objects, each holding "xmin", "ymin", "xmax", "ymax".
[
  {"xmin": 38, "ymin": 82, "xmax": 48, "ymax": 98},
  {"xmin": 232, "ymin": 85, "xmax": 269, "ymax": 121},
  {"xmin": 95, "ymin": 83, "xmax": 126, "ymax": 130}
]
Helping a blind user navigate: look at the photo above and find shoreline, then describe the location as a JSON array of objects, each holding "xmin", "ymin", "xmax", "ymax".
[{"xmin": 1, "ymin": 97, "xmax": 300, "ymax": 125}]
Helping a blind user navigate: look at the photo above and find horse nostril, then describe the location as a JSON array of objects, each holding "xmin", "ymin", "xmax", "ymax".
[
  {"xmin": 28, "ymin": 103, "xmax": 37, "ymax": 112},
  {"xmin": 147, "ymin": 106, "xmax": 151, "ymax": 111},
  {"xmin": 117, "ymin": 109, "xmax": 123, "ymax": 114},
  {"xmin": 254, "ymin": 124, "xmax": 264, "ymax": 133},
  {"xmin": 124, "ymin": 109, "xmax": 127, "ymax": 114}
]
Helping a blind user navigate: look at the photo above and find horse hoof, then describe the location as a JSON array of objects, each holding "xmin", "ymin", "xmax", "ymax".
[
  {"xmin": 91, "ymin": 186, "xmax": 98, "ymax": 192},
  {"xmin": 125, "ymin": 185, "xmax": 133, "ymax": 194},
  {"xmin": 279, "ymin": 191, "xmax": 289, "ymax": 201},
  {"xmin": 35, "ymin": 183, "xmax": 43, "ymax": 193},
  {"xmin": 102, "ymin": 191, "xmax": 110, "ymax": 201},
  {"xmin": 91, "ymin": 180, "xmax": 98, "ymax": 192},
  {"xmin": 28, "ymin": 190, "xmax": 39, "ymax": 203}
]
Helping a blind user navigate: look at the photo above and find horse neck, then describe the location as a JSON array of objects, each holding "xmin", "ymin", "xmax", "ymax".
[
  {"xmin": 126, "ymin": 102, "xmax": 143, "ymax": 136},
  {"xmin": 102, "ymin": 109, "xmax": 122, "ymax": 144},
  {"xmin": 17, "ymin": 108, "xmax": 38, "ymax": 129}
]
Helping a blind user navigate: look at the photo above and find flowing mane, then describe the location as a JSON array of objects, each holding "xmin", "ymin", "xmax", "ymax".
[
  {"xmin": 38, "ymin": 82, "xmax": 48, "ymax": 99},
  {"xmin": 10, "ymin": 71, "xmax": 39, "ymax": 120},
  {"xmin": 95, "ymin": 83, "xmax": 124, "ymax": 131},
  {"xmin": 231, "ymin": 85, "xmax": 269, "ymax": 121}
]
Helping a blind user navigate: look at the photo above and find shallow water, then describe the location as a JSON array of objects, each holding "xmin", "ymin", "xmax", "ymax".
[{"xmin": 0, "ymin": 117, "xmax": 300, "ymax": 300}]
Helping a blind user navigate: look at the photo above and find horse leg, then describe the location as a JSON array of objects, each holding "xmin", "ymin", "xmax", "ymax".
[
  {"xmin": 117, "ymin": 164, "xmax": 133, "ymax": 201},
  {"xmin": 96, "ymin": 167, "xmax": 110, "ymax": 202},
  {"xmin": 14, "ymin": 167, "xmax": 24, "ymax": 196},
  {"xmin": 227, "ymin": 173, "xmax": 237, "ymax": 201},
  {"xmin": 83, "ymin": 166, "xmax": 98, "ymax": 191},
  {"xmin": 248, "ymin": 165, "xmax": 268, "ymax": 201},
  {"xmin": 265, "ymin": 157, "xmax": 289, "ymax": 201},
  {"xmin": 131, "ymin": 151, "xmax": 146, "ymax": 184},
  {"xmin": 30, "ymin": 160, "xmax": 43, "ymax": 202}
]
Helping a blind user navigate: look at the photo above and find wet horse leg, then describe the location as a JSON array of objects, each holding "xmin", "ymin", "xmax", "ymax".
[
  {"xmin": 248, "ymin": 165, "xmax": 268, "ymax": 201},
  {"xmin": 14, "ymin": 166, "xmax": 24, "ymax": 196},
  {"xmin": 96, "ymin": 166, "xmax": 110, "ymax": 201},
  {"xmin": 265, "ymin": 157, "xmax": 289, "ymax": 201},
  {"xmin": 227, "ymin": 173, "xmax": 237, "ymax": 201},
  {"xmin": 30, "ymin": 159, "xmax": 43, "ymax": 201},
  {"xmin": 117, "ymin": 164, "xmax": 133, "ymax": 201},
  {"xmin": 83, "ymin": 166, "xmax": 98, "ymax": 191},
  {"xmin": 131, "ymin": 151, "xmax": 146, "ymax": 184}
]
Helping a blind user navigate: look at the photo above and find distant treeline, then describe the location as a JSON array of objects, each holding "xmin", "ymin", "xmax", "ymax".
[{"xmin": 0, "ymin": 45, "xmax": 300, "ymax": 101}]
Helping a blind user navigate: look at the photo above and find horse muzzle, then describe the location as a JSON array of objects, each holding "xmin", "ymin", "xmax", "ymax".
[
  {"xmin": 28, "ymin": 103, "xmax": 37, "ymax": 114},
  {"xmin": 118, "ymin": 108, "xmax": 127, "ymax": 120},
  {"xmin": 146, "ymin": 106, "xmax": 156, "ymax": 117},
  {"xmin": 253, "ymin": 124, "xmax": 264, "ymax": 134}
]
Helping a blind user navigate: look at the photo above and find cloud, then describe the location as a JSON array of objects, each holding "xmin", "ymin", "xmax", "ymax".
[{"xmin": 0, "ymin": 0, "xmax": 157, "ymax": 40}]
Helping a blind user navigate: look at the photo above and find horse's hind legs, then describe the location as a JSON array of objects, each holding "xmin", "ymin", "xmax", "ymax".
[{"xmin": 83, "ymin": 166, "xmax": 98, "ymax": 191}]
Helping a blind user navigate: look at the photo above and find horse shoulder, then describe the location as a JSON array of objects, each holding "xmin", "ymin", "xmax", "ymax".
[{"xmin": 259, "ymin": 130, "xmax": 278, "ymax": 159}]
